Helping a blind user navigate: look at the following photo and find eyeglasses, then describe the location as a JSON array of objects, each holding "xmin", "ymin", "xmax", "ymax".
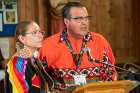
[
  {"xmin": 25, "ymin": 30, "xmax": 45, "ymax": 35},
  {"xmin": 68, "ymin": 16, "xmax": 91, "ymax": 23}
]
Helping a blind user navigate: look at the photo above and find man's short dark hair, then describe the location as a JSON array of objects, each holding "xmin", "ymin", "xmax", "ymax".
[{"xmin": 62, "ymin": 2, "xmax": 84, "ymax": 19}]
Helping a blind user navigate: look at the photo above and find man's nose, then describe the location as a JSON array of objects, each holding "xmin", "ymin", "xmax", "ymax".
[{"xmin": 80, "ymin": 18, "xmax": 89, "ymax": 24}]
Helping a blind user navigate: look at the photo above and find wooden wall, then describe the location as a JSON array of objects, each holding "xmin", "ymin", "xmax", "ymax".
[
  {"xmin": 7, "ymin": 0, "xmax": 140, "ymax": 64},
  {"xmin": 76, "ymin": 0, "xmax": 140, "ymax": 64},
  {"xmin": 132, "ymin": 0, "xmax": 140, "ymax": 63},
  {"xmin": 17, "ymin": 0, "xmax": 48, "ymax": 35},
  {"xmin": 96, "ymin": 0, "xmax": 136, "ymax": 64}
]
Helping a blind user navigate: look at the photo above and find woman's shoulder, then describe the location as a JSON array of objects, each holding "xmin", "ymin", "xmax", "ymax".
[
  {"xmin": 7, "ymin": 55, "xmax": 27, "ymax": 75},
  {"xmin": 7, "ymin": 54, "xmax": 27, "ymax": 66}
]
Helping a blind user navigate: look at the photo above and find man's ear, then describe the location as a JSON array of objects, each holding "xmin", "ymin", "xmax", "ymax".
[
  {"xmin": 18, "ymin": 35, "xmax": 26, "ymax": 44},
  {"xmin": 64, "ymin": 18, "xmax": 69, "ymax": 26}
]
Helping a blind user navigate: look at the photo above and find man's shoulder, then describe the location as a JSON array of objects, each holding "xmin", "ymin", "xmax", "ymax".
[
  {"xmin": 90, "ymin": 32, "xmax": 110, "ymax": 46},
  {"xmin": 91, "ymin": 32, "xmax": 106, "ymax": 40},
  {"xmin": 43, "ymin": 33, "xmax": 60, "ymax": 44},
  {"xmin": 41, "ymin": 33, "xmax": 61, "ymax": 53}
]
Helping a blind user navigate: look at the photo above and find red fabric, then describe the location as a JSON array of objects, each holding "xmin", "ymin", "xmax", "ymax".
[
  {"xmin": 32, "ymin": 74, "xmax": 40, "ymax": 88},
  {"xmin": 39, "ymin": 32, "xmax": 115, "ymax": 69},
  {"xmin": 39, "ymin": 32, "xmax": 116, "ymax": 89}
]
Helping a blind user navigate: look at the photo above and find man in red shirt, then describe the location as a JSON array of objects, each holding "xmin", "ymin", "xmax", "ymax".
[{"xmin": 39, "ymin": 2, "xmax": 116, "ymax": 92}]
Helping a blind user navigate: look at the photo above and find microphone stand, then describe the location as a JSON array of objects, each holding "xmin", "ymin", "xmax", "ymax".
[{"xmin": 103, "ymin": 61, "xmax": 140, "ymax": 81}]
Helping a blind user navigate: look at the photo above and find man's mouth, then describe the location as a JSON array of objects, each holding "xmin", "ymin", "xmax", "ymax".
[{"xmin": 81, "ymin": 27, "xmax": 88, "ymax": 31}]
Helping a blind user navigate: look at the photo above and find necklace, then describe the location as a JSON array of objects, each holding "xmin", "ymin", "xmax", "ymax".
[{"xmin": 60, "ymin": 30, "xmax": 92, "ymax": 68}]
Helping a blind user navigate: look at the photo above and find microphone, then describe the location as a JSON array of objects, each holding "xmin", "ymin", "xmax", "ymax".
[
  {"xmin": 86, "ymin": 48, "xmax": 140, "ymax": 81},
  {"xmin": 102, "ymin": 61, "xmax": 134, "ymax": 73},
  {"xmin": 101, "ymin": 52, "xmax": 140, "ymax": 82},
  {"xmin": 84, "ymin": 48, "xmax": 100, "ymax": 63}
]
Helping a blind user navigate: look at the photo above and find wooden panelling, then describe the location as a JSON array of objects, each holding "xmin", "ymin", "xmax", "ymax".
[
  {"xmin": 18, "ymin": 0, "xmax": 36, "ymax": 21},
  {"xmin": 9, "ymin": 37, "xmax": 16, "ymax": 58},
  {"xmin": 17, "ymin": 0, "xmax": 48, "ymax": 35},
  {"xmin": 17, "ymin": 0, "xmax": 26, "ymax": 21},
  {"xmin": 36, "ymin": 0, "xmax": 48, "ymax": 32},
  {"xmin": 7, "ymin": 0, "xmax": 140, "ymax": 64},
  {"xmin": 79, "ymin": 0, "xmax": 140, "ymax": 64},
  {"xmin": 132, "ymin": 0, "xmax": 140, "ymax": 63}
]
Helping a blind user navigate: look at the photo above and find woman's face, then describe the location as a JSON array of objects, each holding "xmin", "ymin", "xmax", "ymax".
[{"xmin": 20, "ymin": 22, "xmax": 44, "ymax": 48}]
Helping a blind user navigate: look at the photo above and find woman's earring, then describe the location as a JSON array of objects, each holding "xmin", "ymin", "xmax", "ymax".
[{"xmin": 19, "ymin": 47, "xmax": 31, "ymax": 58}]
